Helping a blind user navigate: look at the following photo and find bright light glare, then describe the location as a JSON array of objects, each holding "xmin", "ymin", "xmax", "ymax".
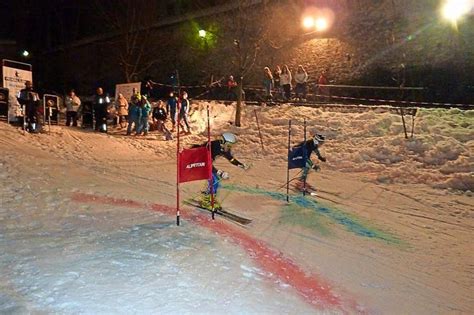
[
  {"xmin": 22, "ymin": 50, "xmax": 29, "ymax": 57},
  {"xmin": 441, "ymin": 0, "xmax": 472, "ymax": 22},
  {"xmin": 315, "ymin": 18, "xmax": 329, "ymax": 31},
  {"xmin": 198, "ymin": 29, "xmax": 206, "ymax": 38},
  {"xmin": 302, "ymin": 16, "xmax": 314, "ymax": 29}
]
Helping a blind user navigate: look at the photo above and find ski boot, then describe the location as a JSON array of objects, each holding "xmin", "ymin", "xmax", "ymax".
[{"xmin": 199, "ymin": 194, "xmax": 222, "ymax": 211}]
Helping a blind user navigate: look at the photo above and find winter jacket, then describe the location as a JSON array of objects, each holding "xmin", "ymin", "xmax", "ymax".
[
  {"xmin": 140, "ymin": 101, "xmax": 152, "ymax": 117},
  {"xmin": 167, "ymin": 96, "xmax": 178, "ymax": 113},
  {"xmin": 280, "ymin": 72, "xmax": 292, "ymax": 86},
  {"xmin": 65, "ymin": 95, "xmax": 81, "ymax": 112},
  {"xmin": 294, "ymin": 71, "xmax": 308, "ymax": 84},
  {"xmin": 180, "ymin": 99, "xmax": 189, "ymax": 115},
  {"xmin": 128, "ymin": 103, "xmax": 140, "ymax": 119},
  {"xmin": 116, "ymin": 98, "xmax": 128, "ymax": 116}
]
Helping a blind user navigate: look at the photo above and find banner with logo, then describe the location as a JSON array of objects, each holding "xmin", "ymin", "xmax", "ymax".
[
  {"xmin": 288, "ymin": 145, "xmax": 307, "ymax": 169},
  {"xmin": 115, "ymin": 82, "xmax": 141, "ymax": 102},
  {"xmin": 178, "ymin": 147, "xmax": 212, "ymax": 183},
  {"xmin": 2, "ymin": 62, "xmax": 33, "ymax": 99},
  {"xmin": 2, "ymin": 60, "xmax": 33, "ymax": 121}
]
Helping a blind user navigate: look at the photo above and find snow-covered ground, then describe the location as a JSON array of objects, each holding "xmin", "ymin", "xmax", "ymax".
[{"xmin": 0, "ymin": 102, "xmax": 472, "ymax": 314}]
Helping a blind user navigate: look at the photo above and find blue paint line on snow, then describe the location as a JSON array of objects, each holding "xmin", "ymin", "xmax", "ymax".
[{"xmin": 223, "ymin": 184, "xmax": 400, "ymax": 244}]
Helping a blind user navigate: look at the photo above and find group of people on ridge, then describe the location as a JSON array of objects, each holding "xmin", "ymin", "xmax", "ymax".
[{"xmin": 263, "ymin": 65, "xmax": 330, "ymax": 102}]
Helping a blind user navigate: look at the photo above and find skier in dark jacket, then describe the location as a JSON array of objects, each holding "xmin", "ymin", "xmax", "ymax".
[
  {"xmin": 193, "ymin": 132, "xmax": 249, "ymax": 210},
  {"xmin": 296, "ymin": 134, "xmax": 327, "ymax": 192}
]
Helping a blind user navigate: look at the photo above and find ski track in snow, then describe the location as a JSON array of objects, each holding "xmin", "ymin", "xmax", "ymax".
[{"xmin": 69, "ymin": 192, "xmax": 361, "ymax": 313}]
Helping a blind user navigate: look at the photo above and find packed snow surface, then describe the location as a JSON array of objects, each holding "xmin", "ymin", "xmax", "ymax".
[{"xmin": 0, "ymin": 101, "xmax": 472, "ymax": 314}]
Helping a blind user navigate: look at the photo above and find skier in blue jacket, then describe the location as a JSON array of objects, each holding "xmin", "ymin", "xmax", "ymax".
[{"xmin": 295, "ymin": 134, "xmax": 327, "ymax": 192}]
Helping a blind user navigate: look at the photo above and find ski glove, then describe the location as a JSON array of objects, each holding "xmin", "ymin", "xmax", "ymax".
[
  {"xmin": 217, "ymin": 170, "xmax": 230, "ymax": 180},
  {"xmin": 312, "ymin": 164, "xmax": 321, "ymax": 172}
]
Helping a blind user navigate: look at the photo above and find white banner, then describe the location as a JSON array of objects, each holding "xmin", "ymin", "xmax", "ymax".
[
  {"xmin": 115, "ymin": 82, "xmax": 141, "ymax": 103},
  {"xmin": 2, "ymin": 61, "xmax": 33, "ymax": 122},
  {"xmin": 3, "ymin": 65, "xmax": 33, "ymax": 98}
]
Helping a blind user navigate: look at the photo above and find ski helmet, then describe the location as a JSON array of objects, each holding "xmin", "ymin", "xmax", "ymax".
[
  {"xmin": 222, "ymin": 132, "xmax": 237, "ymax": 144},
  {"xmin": 313, "ymin": 134, "xmax": 325, "ymax": 145}
]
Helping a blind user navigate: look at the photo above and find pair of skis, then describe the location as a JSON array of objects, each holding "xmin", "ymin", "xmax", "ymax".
[{"xmin": 183, "ymin": 198, "xmax": 252, "ymax": 226}]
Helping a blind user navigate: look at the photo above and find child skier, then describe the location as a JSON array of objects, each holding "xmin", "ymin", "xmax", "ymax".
[
  {"xmin": 194, "ymin": 132, "xmax": 249, "ymax": 210},
  {"xmin": 295, "ymin": 134, "xmax": 327, "ymax": 192}
]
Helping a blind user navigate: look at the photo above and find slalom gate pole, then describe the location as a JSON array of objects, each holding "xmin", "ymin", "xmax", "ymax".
[
  {"xmin": 254, "ymin": 108, "xmax": 265, "ymax": 153},
  {"xmin": 303, "ymin": 119, "xmax": 307, "ymax": 197},
  {"xmin": 286, "ymin": 119, "xmax": 291, "ymax": 202},
  {"xmin": 176, "ymin": 115, "xmax": 180, "ymax": 226},
  {"xmin": 207, "ymin": 104, "xmax": 215, "ymax": 220},
  {"xmin": 176, "ymin": 69, "xmax": 181, "ymax": 226}
]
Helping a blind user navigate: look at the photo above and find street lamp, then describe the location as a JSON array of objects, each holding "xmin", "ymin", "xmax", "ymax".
[
  {"xmin": 441, "ymin": 0, "xmax": 472, "ymax": 23},
  {"xmin": 21, "ymin": 50, "xmax": 29, "ymax": 57},
  {"xmin": 301, "ymin": 8, "xmax": 334, "ymax": 33},
  {"xmin": 315, "ymin": 17, "xmax": 329, "ymax": 32},
  {"xmin": 302, "ymin": 16, "xmax": 315, "ymax": 29},
  {"xmin": 198, "ymin": 29, "xmax": 207, "ymax": 38}
]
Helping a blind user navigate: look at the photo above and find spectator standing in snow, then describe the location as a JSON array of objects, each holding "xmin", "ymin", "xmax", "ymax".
[
  {"xmin": 280, "ymin": 65, "xmax": 292, "ymax": 101},
  {"xmin": 317, "ymin": 69, "xmax": 330, "ymax": 99},
  {"xmin": 93, "ymin": 87, "xmax": 110, "ymax": 133},
  {"xmin": 166, "ymin": 91, "xmax": 178, "ymax": 132},
  {"xmin": 152, "ymin": 100, "xmax": 172, "ymax": 140},
  {"xmin": 273, "ymin": 65, "xmax": 282, "ymax": 100},
  {"xmin": 17, "ymin": 80, "xmax": 40, "ymax": 132},
  {"xmin": 226, "ymin": 75, "xmax": 238, "ymax": 100},
  {"xmin": 136, "ymin": 95, "xmax": 151, "ymax": 136},
  {"xmin": 178, "ymin": 91, "xmax": 191, "ymax": 135},
  {"xmin": 294, "ymin": 65, "xmax": 308, "ymax": 101},
  {"xmin": 263, "ymin": 67, "xmax": 274, "ymax": 100},
  {"xmin": 65, "ymin": 89, "xmax": 81, "ymax": 127},
  {"xmin": 115, "ymin": 93, "xmax": 128, "ymax": 129},
  {"xmin": 126, "ymin": 88, "xmax": 141, "ymax": 135}
]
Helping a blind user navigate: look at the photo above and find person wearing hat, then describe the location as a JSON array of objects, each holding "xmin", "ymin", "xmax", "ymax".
[
  {"xmin": 295, "ymin": 134, "xmax": 327, "ymax": 192},
  {"xmin": 192, "ymin": 132, "xmax": 249, "ymax": 210}
]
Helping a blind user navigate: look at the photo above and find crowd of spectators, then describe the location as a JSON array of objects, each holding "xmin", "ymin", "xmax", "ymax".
[
  {"xmin": 8, "ymin": 66, "xmax": 331, "ymax": 134},
  {"xmin": 262, "ymin": 65, "xmax": 331, "ymax": 102},
  {"xmin": 10, "ymin": 80, "xmax": 193, "ymax": 137}
]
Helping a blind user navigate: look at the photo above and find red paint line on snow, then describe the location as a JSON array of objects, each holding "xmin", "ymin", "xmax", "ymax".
[{"xmin": 72, "ymin": 192, "xmax": 364, "ymax": 313}]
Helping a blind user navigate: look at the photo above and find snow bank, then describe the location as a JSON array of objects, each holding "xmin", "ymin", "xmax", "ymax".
[{"xmin": 193, "ymin": 103, "xmax": 473, "ymax": 192}]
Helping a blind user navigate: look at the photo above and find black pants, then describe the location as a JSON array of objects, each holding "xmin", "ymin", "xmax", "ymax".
[
  {"xmin": 66, "ymin": 111, "xmax": 78, "ymax": 126},
  {"xmin": 283, "ymin": 84, "xmax": 291, "ymax": 100}
]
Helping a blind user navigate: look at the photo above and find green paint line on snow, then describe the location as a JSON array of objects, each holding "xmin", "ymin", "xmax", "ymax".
[
  {"xmin": 223, "ymin": 184, "xmax": 402, "ymax": 245},
  {"xmin": 281, "ymin": 203, "xmax": 332, "ymax": 237}
]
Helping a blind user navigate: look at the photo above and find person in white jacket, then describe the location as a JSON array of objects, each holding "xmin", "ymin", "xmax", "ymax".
[
  {"xmin": 280, "ymin": 65, "xmax": 292, "ymax": 101},
  {"xmin": 65, "ymin": 89, "xmax": 81, "ymax": 127},
  {"xmin": 294, "ymin": 65, "xmax": 308, "ymax": 101}
]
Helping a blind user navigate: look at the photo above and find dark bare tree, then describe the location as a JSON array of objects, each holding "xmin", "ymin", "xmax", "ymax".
[
  {"xmin": 215, "ymin": 0, "xmax": 271, "ymax": 127},
  {"xmin": 94, "ymin": 0, "xmax": 164, "ymax": 83}
]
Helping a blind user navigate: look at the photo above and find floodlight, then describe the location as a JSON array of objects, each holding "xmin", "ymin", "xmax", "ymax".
[
  {"xmin": 441, "ymin": 0, "xmax": 472, "ymax": 22},
  {"xmin": 315, "ymin": 18, "xmax": 329, "ymax": 31},
  {"xmin": 302, "ymin": 16, "xmax": 315, "ymax": 29}
]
